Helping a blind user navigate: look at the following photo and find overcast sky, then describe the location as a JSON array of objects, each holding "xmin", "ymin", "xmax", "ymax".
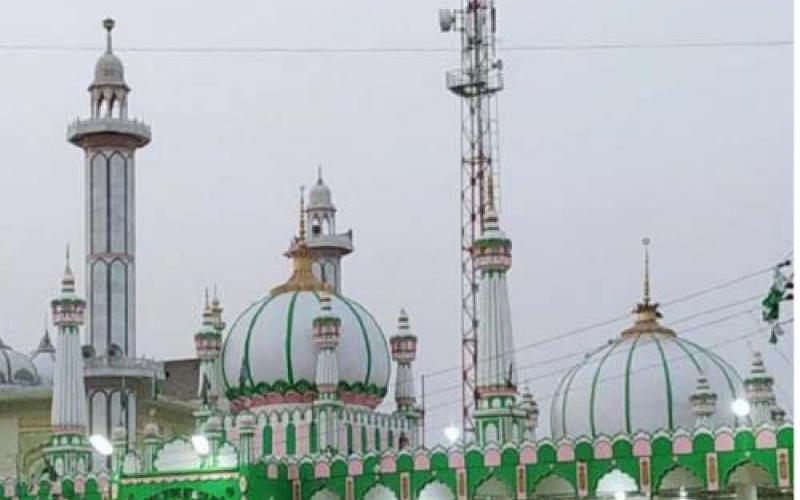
[{"xmin": 0, "ymin": 0, "xmax": 792, "ymax": 440}]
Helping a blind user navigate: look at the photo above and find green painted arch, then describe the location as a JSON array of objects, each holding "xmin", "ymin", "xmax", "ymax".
[
  {"xmin": 330, "ymin": 459, "xmax": 348, "ymax": 478},
  {"xmin": 575, "ymin": 442, "xmax": 593, "ymax": 461},
  {"xmin": 528, "ymin": 469, "xmax": 577, "ymax": 496},
  {"xmin": 651, "ymin": 436, "xmax": 672, "ymax": 457},
  {"xmin": 429, "ymin": 452, "xmax": 449, "ymax": 470},
  {"xmin": 537, "ymin": 443, "xmax": 557, "ymax": 463},
  {"xmin": 396, "ymin": 454, "xmax": 413, "ymax": 472},
  {"xmin": 360, "ymin": 480, "xmax": 399, "ymax": 500},
  {"xmin": 471, "ymin": 473, "xmax": 515, "ymax": 500},
  {"xmin": 500, "ymin": 447, "xmax": 519, "ymax": 466},
  {"xmin": 653, "ymin": 464, "xmax": 704, "ymax": 493},
  {"xmin": 693, "ymin": 433, "xmax": 714, "ymax": 453},
  {"xmin": 734, "ymin": 430, "xmax": 756, "ymax": 451},
  {"xmin": 777, "ymin": 427, "xmax": 793, "ymax": 447},
  {"xmin": 612, "ymin": 439, "xmax": 633, "ymax": 458},
  {"xmin": 722, "ymin": 459, "xmax": 776, "ymax": 488},
  {"xmin": 416, "ymin": 478, "xmax": 457, "ymax": 499}
]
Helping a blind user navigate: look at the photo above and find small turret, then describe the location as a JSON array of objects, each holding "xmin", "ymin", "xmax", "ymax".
[
  {"xmin": 195, "ymin": 289, "xmax": 223, "ymax": 407},
  {"xmin": 745, "ymin": 352, "xmax": 778, "ymax": 425},
  {"xmin": 689, "ymin": 375, "xmax": 718, "ymax": 427},
  {"xmin": 312, "ymin": 293, "xmax": 342, "ymax": 398},
  {"xmin": 517, "ymin": 388, "xmax": 539, "ymax": 441},
  {"xmin": 390, "ymin": 309, "xmax": 418, "ymax": 410}
]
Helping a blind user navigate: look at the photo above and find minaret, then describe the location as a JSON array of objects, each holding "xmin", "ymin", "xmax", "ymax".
[
  {"xmin": 30, "ymin": 317, "xmax": 57, "ymax": 384},
  {"xmin": 312, "ymin": 292, "xmax": 343, "ymax": 452},
  {"xmin": 67, "ymin": 18, "xmax": 154, "ymax": 459},
  {"xmin": 744, "ymin": 352, "xmax": 778, "ymax": 425},
  {"xmin": 390, "ymin": 309, "xmax": 422, "ymax": 446},
  {"xmin": 195, "ymin": 290, "xmax": 224, "ymax": 408},
  {"xmin": 689, "ymin": 375, "xmax": 718, "ymax": 428},
  {"xmin": 305, "ymin": 169, "xmax": 353, "ymax": 292},
  {"xmin": 46, "ymin": 249, "xmax": 91, "ymax": 476},
  {"xmin": 472, "ymin": 180, "xmax": 526, "ymax": 444}
]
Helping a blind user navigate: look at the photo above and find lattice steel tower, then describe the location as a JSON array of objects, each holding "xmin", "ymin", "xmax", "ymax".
[{"xmin": 439, "ymin": 0, "xmax": 504, "ymax": 440}]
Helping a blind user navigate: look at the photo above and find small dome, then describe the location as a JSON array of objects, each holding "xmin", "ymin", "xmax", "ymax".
[
  {"xmin": 0, "ymin": 338, "xmax": 40, "ymax": 386},
  {"xmin": 308, "ymin": 173, "xmax": 333, "ymax": 210},
  {"xmin": 92, "ymin": 53, "xmax": 125, "ymax": 87},
  {"xmin": 222, "ymin": 290, "xmax": 391, "ymax": 408},
  {"xmin": 30, "ymin": 329, "xmax": 56, "ymax": 384},
  {"xmin": 550, "ymin": 305, "xmax": 746, "ymax": 438}
]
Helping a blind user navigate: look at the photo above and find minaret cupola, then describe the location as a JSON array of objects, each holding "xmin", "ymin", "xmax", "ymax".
[
  {"xmin": 744, "ymin": 351, "xmax": 778, "ymax": 425},
  {"xmin": 689, "ymin": 375, "xmax": 718, "ymax": 428}
]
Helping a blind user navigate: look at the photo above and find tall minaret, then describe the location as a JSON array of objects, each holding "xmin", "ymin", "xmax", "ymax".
[
  {"xmin": 472, "ymin": 183, "xmax": 527, "ymax": 444},
  {"xmin": 305, "ymin": 169, "xmax": 353, "ymax": 292},
  {"xmin": 390, "ymin": 309, "xmax": 422, "ymax": 447},
  {"xmin": 45, "ymin": 249, "xmax": 91, "ymax": 476},
  {"xmin": 195, "ymin": 290, "xmax": 224, "ymax": 408},
  {"xmin": 67, "ymin": 19, "xmax": 153, "ymax": 455}
]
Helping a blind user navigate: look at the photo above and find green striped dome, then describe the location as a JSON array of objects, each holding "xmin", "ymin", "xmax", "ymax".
[
  {"xmin": 550, "ymin": 319, "xmax": 746, "ymax": 438},
  {"xmin": 221, "ymin": 290, "xmax": 391, "ymax": 404}
]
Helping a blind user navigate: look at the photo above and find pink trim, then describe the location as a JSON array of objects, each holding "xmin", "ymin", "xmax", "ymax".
[
  {"xmin": 632, "ymin": 439, "xmax": 651, "ymax": 457},
  {"xmin": 288, "ymin": 464, "xmax": 298, "ymax": 480},
  {"xmin": 414, "ymin": 453, "xmax": 430, "ymax": 470},
  {"xmin": 314, "ymin": 462, "xmax": 330, "ymax": 479},
  {"xmin": 348, "ymin": 459, "xmax": 363, "ymax": 476},
  {"xmin": 274, "ymin": 423, "xmax": 285, "ymax": 457},
  {"xmin": 267, "ymin": 463, "xmax": 279, "ymax": 479},
  {"xmin": 672, "ymin": 436, "xmax": 692, "ymax": 454},
  {"xmin": 557, "ymin": 442, "xmax": 575, "ymax": 462},
  {"xmin": 484, "ymin": 449, "xmax": 501, "ymax": 466},
  {"xmin": 756, "ymin": 429, "xmax": 776, "ymax": 449},
  {"xmin": 520, "ymin": 445, "xmax": 537, "ymax": 464},
  {"xmin": 594, "ymin": 441, "xmax": 612, "ymax": 459},
  {"xmin": 381, "ymin": 456, "xmax": 397, "ymax": 473},
  {"xmin": 714, "ymin": 432, "xmax": 734, "ymax": 451},
  {"xmin": 296, "ymin": 423, "xmax": 309, "ymax": 455},
  {"xmin": 448, "ymin": 451, "xmax": 465, "ymax": 469}
]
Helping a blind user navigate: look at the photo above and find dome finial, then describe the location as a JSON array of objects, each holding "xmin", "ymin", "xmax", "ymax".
[
  {"xmin": 642, "ymin": 237, "xmax": 651, "ymax": 305},
  {"xmin": 317, "ymin": 165, "xmax": 323, "ymax": 184},
  {"xmin": 102, "ymin": 18, "xmax": 115, "ymax": 54}
]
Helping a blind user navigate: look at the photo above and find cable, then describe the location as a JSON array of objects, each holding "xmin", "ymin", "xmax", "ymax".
[{"xmin": 0, "ymin": 40, "xmax": 791, "ymax": 55}]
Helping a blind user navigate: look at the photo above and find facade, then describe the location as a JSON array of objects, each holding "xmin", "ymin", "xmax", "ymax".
[{"xmin": 0, "ymin": 14, "xmax": 793, "ymax": 500}]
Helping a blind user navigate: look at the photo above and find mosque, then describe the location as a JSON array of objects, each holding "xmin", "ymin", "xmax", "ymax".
[{"xmin": 0, "ymin": 15, "xmax": 793, "ymax": 500}]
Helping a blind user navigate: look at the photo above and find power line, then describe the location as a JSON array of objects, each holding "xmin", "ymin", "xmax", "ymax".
[
  {"xmin": 0, "ymin": 39, "xmax": 791, "ymax": 55},
  {"xmin": 421, "ymin": 262, "xmax": 780, "ymax": 381}
]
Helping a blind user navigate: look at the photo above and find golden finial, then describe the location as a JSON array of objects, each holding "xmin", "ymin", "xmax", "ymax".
[{"xmin": 642, "ymin": 237, "xmax": 651, "ymax": 305}]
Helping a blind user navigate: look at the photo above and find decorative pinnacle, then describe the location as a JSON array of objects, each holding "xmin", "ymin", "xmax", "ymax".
[
  {"xmin": 299, "ymin": 185, "xmax": 306, "ymax": 241},
  {"xmin": 317, "ymin": 165, "xmax": 323, "ymax": 184},
  {"xmin": 62, "ymin": 244, "xmax": 75, "ymax": 292},
  {"xmin": 642, "ymin": 237, "xmax": 651, "ymax": 305},
  {"xmin": 103, "ymin": 18, "xmax": 115, "ymax": 54}
]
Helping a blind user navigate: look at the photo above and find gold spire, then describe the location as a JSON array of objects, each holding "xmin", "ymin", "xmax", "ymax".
[
  {"xmin": 270, "ymin": 186, "xmax": 329, "ymax": 295},
  {"xmin": 622, "ymin": 238, "xmax": 675, "ymax": 337}
]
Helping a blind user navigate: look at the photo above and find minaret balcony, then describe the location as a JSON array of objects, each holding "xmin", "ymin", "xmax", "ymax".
[
  {"xmin": 67, "ymin": 117, "xmax": 151, "ymax": 147},
  {"xmin": 306, "ymin": 233, "xmax": 353, "ymax": 253}
]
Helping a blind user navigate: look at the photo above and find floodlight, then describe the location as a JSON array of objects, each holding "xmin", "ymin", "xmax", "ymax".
[
  {"xmin": 89, "ymin": 434, "xmax": 113, "ymax": 456},
  {"xmin": 731, "ymin": 398, "xmax": 751, "ymax": 417},
  {"xmin": 444, "ymin": 425, "xmax": 460, "ymax": 444},
  {"xmin": 191, "ymin": 434, "xmax": 210, "ymax": 456},
  {"xmin": 614, "ymin": 491, "xmax": 626, "ymax": 500}
]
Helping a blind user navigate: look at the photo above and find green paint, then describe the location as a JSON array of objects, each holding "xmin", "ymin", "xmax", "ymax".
[
  {"xmin": 652, "ymin": 336, "xmax": 675, "ymax": 430},
  {"xmin": 337, "ymin": 294, "xmax": 372, "ymax": 385},
  {"xmin": 263, "ymin": 425, "xmax": 273, "ymax": 455},
  {"xmin": 349, "ymin": 299, "xmax": 392, "ymax": 388},
  {"xmin": 589, "ymin": 340, "xmax": 622, "ymax": 436},
  {"xmin": 285, "ymin": 292, "xmax": 301, "ymax": 384},
  {"xmin": 286, "ymin": 423, "xmax": 296, "ymax": 455},
  {"xmin": 624, "ymin": 335, "xmax": 641, "ymax": 433}
]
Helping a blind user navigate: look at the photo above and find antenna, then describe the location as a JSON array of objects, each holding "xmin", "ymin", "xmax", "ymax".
[{"xmin": 441, "ymin": 0, "xmax": 504, "ymax": 442}]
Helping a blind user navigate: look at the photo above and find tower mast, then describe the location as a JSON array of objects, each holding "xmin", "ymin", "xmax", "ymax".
[{"xmin": 440, "ymin": 0, "xmax": 504, "ymax": 440}]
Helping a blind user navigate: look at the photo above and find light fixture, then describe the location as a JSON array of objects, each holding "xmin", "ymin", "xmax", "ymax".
[
  {"xmin": 191, "ymin": 434, "xmax": 210, "ymax": 456},
  {"xmin": 444, "ymin": 425, "xmax": 460, "ymax": 444},
  {"xmin": 731, "ymin": 398, "xmax": 751, "ymax": 417},
  {"xmin": 89, "ymin": 434, "xmax": 113, "ymax": 456},
  {"xmin": 438, "ymin": 9, "xmax": 455, "ymax": 32},
  {"xmin": 613, "ymin": 491, "xmax": 626, "ymax": 500}
]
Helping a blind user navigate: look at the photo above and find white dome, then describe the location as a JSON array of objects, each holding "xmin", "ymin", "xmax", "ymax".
[
  {"xmin": 221, "ymin": 290, "xmax": 390, "ymax": 408},
  {"xmin": 308, "ymin": 177, "xmax": 333, "ymax": 209},
  {"xmin": 0, "ymin": 338, "xmax": 40, "ymax": 386},
  {"xmin": 550, "ymin": 305, "xmax": 746, "ymax": 438},
  {"xmin": 92, "ymin": 52, "xmax": 126, "ymax": 87}
]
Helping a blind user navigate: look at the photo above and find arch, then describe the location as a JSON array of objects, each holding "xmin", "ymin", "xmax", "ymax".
[
  {"xmin": 144, "ymin": 487, "xmax": 226, "ymax": 499},
  {"xmin": 595, "ymin": 469, "xmax": 638, "ymax": 497},
  {"xmin": 309, "ymin": 487, "xmax": 339, "ymax": 500},
  {"xmin": 531, "ymin": 473, "xmax": 575, "ymax": 497},
  {"xmin": 363, "ymin": 483, "xmax": 397, "ymax": 500},
  {"xmin": 474, "ymin": 476, "xmax": 513, "ymax": 500},
  {"xmin": 656, "ymin": 465, "xmax": 703, "ymax": 494},
  {"xmin": 418, "ymin": 480, "xmax": 455, "ymax": 500},
  {"xmin": 725, "ymin": 462, "xmax": 772, "ymax": 488}
]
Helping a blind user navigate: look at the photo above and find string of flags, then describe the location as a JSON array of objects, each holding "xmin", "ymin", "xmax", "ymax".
[{"xmin": 762, "ymin": 259, "xmax": 793, "ymax": 343}]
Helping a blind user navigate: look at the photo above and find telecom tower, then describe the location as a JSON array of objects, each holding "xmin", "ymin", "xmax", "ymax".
[{"xmin": 439, "ymin": 0, "xmax": 504, "ymax": 440}]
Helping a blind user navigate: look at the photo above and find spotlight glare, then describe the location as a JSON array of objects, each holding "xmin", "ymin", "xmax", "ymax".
[
  {"xmin": 731, "ymin": 398, "xmax": 751, "ymax": 417},
  {"xmin": 89, "ymin": 434, "xmax": 113, "ymax": 456},
  {"xmin": 444, "ymin": 425, "xmax": 460, "ymax": 444},
  {"xmin": 191, "ymin": 434, "xmax": 210, "ymax": 456}
]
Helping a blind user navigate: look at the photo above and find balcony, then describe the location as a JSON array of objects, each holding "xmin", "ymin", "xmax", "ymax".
[
  {"xmin": 67, "ymin": 117, "xmax": 151, "ymax": 147},
  {"xmin": 446, "ymin": 68, "xmax": 503, "ymax": 97}
]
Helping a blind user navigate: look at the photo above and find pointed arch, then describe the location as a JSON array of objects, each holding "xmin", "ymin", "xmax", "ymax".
[
  {"xmin": 474, "ymin": 475, "xmax": 513, "ymax": 500},
  {"xmin": 725, "ymin": 461, "xmax": 773, "ymax": 488},
  {"xmin": 309, "ymin": 488, "xmax": 339, "ymax": 500},
  {"xmin": 655, "ymin": 465, "xmax": 703, "ymax": 494},
  {"xmin": 531, "ymin": 472, "xmax": 575, "ymax": 497},
  {"xmin": 363, "ymin": 483, "xmax": 397, "ymax": 500},
  {"xmin": 595, "ymin": 469, "xmax": 638, "ymax": 497},
  {"xmin": 418, "ymin": 480, "xmax": 455, "ymax": 500}
]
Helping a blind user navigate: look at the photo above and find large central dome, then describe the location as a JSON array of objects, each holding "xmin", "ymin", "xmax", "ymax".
[{"xmin": 221, "ymin": 289, "xmax": 390, "ymax": 409}]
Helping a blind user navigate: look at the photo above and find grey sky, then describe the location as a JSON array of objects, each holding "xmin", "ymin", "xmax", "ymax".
[{"xmin": 0, "ymin": 1, "xmax": 792, "ymax": 439}]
